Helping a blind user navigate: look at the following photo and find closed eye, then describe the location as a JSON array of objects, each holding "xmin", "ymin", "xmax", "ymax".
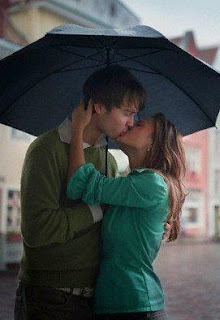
[
  {"xmin": 125, "ymin": 111, "xmax": 136, "ymax": 117},
  {"xmin": 135, "ymin": 121, "xmax": 141, "ymax": 126}
]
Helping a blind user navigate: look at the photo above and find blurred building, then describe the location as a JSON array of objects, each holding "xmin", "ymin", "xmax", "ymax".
[
  {"xmin": 171, "ymin": 31, "xmax": 220, "ymax": 238},
  {"xmin": 0, "ymin": 0, "xmax": 140, "ymax": 269},
  {"xmin": 208, "ymin": 123, "xmax": 220, "ymax": 239}
]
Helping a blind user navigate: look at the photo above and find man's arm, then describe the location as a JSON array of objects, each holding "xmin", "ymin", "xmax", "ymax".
[{"xmin": 21, "ymin": 142, "xmax": 94, "ymax": 248}]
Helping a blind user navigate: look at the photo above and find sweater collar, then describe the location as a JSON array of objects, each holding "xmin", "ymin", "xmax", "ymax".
[{"xmin": 58, "ymin": 118, "xmax": 108, "ymax": 149}]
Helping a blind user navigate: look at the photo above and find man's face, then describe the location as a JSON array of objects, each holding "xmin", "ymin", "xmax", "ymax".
[{"xmin": 97, "ymin": 99, "xmax": 139, "ymax": 139}]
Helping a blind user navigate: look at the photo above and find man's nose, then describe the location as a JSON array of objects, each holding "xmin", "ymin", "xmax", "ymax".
[{"xmin": 127, "ymin": 116, "xmax": 135, "ymax": 128}]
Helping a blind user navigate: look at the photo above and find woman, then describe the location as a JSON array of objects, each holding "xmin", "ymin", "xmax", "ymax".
[{"xmin": 67, "ymin": 101, "xmax": 186, "ymax": 320}]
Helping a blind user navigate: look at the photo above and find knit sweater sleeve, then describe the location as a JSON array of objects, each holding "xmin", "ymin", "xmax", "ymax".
[
  {"xmin": 21, "ymin": 137, "xmax": 95, "ymax": 248},
  {"xmin": 67, "ymin": 163, "xmax": 168, "ymax": 209}
]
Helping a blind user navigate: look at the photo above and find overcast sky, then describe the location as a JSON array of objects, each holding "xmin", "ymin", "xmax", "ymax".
[{"xmin": 122, "ymin": 0, "xmax": 220, "ymax": 47}]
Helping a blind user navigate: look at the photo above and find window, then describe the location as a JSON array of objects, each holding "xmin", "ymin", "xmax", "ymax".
[
  {"xmin": 186, "ymin": 147, "xmax": 201, "ymax": 173},
  {"xmin": 187, "ymin": 208, "xmax": 198, "ymax": 223},
  {"xmin": 214, "ymin": 170, "xmax": 220, "ymax": 195},
  {"xmin": 182, "ymin": 207, "xmax": 198, "ymax": 224},
  {"xmin": 110, "ymin": 3, "xmax": 117, "ymax": 16},
  {"xmin": 11, "ymin": 128, "xmax": 33, "ymax": 141},
  {"xmin": 214, "ymin": 206, "xmax": 220, "ymax": 217},
  {"xmin": 187, "ymin": 189, "xmax": 201, "ymax": 202},
  {"xmin": 0, "ymin": 189, "xmax": 2, "ymax": 217},
  {"xmin": 7, "ymin": 190, "xmax": 21, "ymax": 234},
  {"xmin": 215, "ymin": 130, "xmax": 220, "ymax": 155}
]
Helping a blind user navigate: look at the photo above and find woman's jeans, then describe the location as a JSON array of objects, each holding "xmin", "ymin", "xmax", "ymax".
[{"xmin": 95, "ymin": 310, "xmax": 167, "ymax": 320}]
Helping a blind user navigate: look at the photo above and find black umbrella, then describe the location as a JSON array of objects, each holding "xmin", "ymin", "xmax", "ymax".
[{"xmin": 0, "ymin": 24, "xmax": 220, "ymax": 144}]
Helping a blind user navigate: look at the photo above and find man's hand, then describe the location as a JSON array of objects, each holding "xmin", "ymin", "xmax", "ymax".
[{"xmin": 162, "ymin": 222, "xmax": 172, "ymax": 241}]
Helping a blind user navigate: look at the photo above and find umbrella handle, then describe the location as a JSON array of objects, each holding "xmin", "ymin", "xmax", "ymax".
[{"xmin": 84, "ymin": 94, "xmax": 90, "ymax": 110}]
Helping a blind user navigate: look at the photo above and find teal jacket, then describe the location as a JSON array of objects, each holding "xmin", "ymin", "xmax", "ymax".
[{"xmin": 67, "ymin": 163, "xmax": 169, "ymax": 314}]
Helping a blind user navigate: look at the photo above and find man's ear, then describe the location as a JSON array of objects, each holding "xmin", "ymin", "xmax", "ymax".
[{"xmin": 94, "ymin": 103, "xmax": 104, "ymax": 115}]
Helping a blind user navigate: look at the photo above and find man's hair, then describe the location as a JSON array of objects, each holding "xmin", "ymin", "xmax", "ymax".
[{"xmin": 83, "ymin": 65, "xmax": 146, "ymax": 111}]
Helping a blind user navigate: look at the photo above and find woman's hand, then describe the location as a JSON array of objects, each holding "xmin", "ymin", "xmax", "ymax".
[
  {"xmin": 71, "ymin": 99, "xmax": 93, "ymax": 131},
  {"xmin": 162, "ymin": 222, "xmax": 172, "ymax": 241}
]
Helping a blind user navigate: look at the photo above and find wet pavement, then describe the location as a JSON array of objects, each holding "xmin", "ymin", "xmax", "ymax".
[
  {"xmin": 0, "ymin": 239, "xmax": 220, "ymax": 320},
  {"xmin": 155, "ymin": 239, "xmax": 220, "ymax": 320},
  {"xmin": 0, "ymin": 265, "xmax": 18, "ymax": 320}
]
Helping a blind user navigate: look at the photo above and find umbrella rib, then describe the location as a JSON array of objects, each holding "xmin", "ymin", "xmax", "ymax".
[
  {"xmin": 125, "ymin": 67, "xmax": 158, "ymax": 75},
  {"xmin": 53, "ymin": 63, "xmax": 107, "ymax": 74},
  {"xmin": 111, "ymin": 49, "xmax": 167, "ymax": 65},
  {"xmin": 0, "ymin": 51, "xmax": 106, "ymax": 119},
  {"xmin": 50, "ymin": 45, "xmax": 105, "ymax": 65},
  {"xmin": 84, "ymin": 36, "xmax": 117, "ymax": 66},
  {"xmin": 50, "ymin": 36, "xmax": 119, "ymax": 66},
  {"xmin": 90, "ymin": 36, "xmax": 119, "ymax": 51},
  {"xmin": 116, "ymin": 51, "xmax": 216, "ymax": 126}
]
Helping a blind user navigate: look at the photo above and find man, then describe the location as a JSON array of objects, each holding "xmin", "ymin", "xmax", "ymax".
[{"xmin": 14, "ymin": 65, "xmax": 146, "ymax": 320}]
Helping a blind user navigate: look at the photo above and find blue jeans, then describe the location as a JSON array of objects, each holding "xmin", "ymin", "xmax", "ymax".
[
  {"xmin": 95, "ymin": 311, "xmax": 167, "ymax": 320},
  {"xmin": 14, "ymin": 282, "xmax": 94, "ymax": 320}
]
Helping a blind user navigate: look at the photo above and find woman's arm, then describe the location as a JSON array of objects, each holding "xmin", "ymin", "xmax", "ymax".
[
  {"xmin": 67, "ymin": 164, "xmax": 168, "ymax": 209},
  {"xmin": 67, "ymin": 100, "xmax": 93, "ymax": 181}
]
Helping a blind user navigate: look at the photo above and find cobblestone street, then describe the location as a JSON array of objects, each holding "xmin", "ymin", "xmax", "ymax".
[{"xmin": 0, "ymin": 240, "xmax": 220, "ymax": 320}]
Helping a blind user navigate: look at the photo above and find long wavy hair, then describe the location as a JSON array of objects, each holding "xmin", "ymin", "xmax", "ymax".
[{"xmin": 145, "ymin": 113, "xmax": 187, "ymax": 242}]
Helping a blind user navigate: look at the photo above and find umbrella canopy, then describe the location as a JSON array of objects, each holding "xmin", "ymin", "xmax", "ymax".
[{"xmin": 0, "ymin": 24, "xmax": 220, "ymax": 146}]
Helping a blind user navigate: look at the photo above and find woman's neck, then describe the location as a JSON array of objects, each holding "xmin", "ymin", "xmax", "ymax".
[{"xmin": 128, "ymin": 151, "xmax": 146, "ymax": 170}]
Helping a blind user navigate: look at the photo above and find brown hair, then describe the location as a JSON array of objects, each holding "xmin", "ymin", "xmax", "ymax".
[
  {"xmin": 145, "ymin": 113, "xmax": 187, "ymax": 241},
  {"xmin": 83, "ymin": 65, "xmax": 146, "ymax": 112}
]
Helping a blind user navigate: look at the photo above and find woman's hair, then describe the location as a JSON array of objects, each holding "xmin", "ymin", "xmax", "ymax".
[
  {"xmin": 83, "ymin": 65, "xmax": 146, "ymax": 112},
  {"xmin": 145, "ymin": 113, "xmax": 187, "ymax": 242}
]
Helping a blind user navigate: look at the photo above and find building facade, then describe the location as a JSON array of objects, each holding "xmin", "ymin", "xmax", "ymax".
[
  {"xmin": 208, "ymin": 50, "xmax": 220, "ymax": 239},
  {"xmin": 208, "ymin": 123, "xmax": 220, "ymax": 238},
  {"xmin": 171, "ymin": 31, "xmax": 220, "ymax": 238},
  {"xmin": 182, "ymin": 131, "xmax": 209, "ymax": 237},
  {"xmin": 7, "ymin": 0, "xmax": 139, "ymax": 44}
]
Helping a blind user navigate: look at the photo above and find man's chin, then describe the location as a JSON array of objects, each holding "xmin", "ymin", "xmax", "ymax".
[
  {"xmin": 114, "ymin": 136, "xmax": 123, "ymax": 142},
  {"xmin": 115, "ymin": 132, "xmax": 127, "ymax": 140},
  {"xmin": 114, "ymin": 138, "xmax": 124, "ymax": 148},
  {"xmin": 111, "ymin": 134, "xmax": 123, "ymax": 140}
]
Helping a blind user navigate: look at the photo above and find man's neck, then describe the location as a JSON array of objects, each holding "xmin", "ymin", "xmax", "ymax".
[{"xmin": 83, "ymin": 119, "xmax": 103, "ymax": 146}]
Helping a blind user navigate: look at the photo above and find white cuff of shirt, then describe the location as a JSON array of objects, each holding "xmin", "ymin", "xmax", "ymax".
[{"xmin": 88, "ymin": 204, "xmax": 103, "ymax": 223}]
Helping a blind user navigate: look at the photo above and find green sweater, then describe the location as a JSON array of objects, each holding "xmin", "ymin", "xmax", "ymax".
[{"xmin": 19, "ymin": 129, "xmax": 118, "ymax": 288}]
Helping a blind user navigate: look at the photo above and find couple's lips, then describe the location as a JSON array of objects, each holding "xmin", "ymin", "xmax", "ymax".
[
  {"xmin": 117, "ymin": 131, "xmax": 127, "ymax": 139},
  {"xmin": 115, "ymin": 131, "xmax": 127, "ymax": 140}
]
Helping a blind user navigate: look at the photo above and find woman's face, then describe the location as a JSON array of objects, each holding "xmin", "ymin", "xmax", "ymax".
[{"xmin": 115, "ymin": 118, "xmax": 155, "ymax": 151}]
